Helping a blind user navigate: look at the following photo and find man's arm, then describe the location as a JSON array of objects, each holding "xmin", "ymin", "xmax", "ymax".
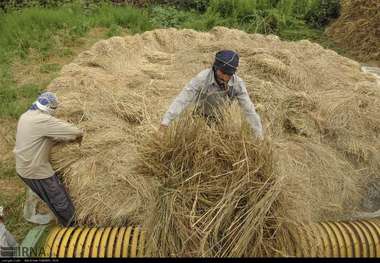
[
  {"xmin": 236, "ymin": 80, "xmax": 264, "ymax": 139},
  {"xmin": 161, "ymin": 70, "xmax": 208, "ymax": 126},
  {"xmin": 43, "ymin": 116, "xmax": 83, "ymax": 142}
]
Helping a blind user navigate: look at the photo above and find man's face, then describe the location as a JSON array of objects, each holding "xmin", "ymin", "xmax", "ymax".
[{"xmin": 215, "ymin": 69, "xmax": 232, "ymax": 90}]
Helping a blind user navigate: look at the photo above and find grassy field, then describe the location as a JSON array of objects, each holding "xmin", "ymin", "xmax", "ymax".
[{"xmin": 0, "ymin": 0, "xmax": 347, "ymax": 243}]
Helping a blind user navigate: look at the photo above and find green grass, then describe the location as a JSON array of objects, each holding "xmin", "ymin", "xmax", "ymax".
[
  {"xmin": 0, "ymin": 165, "xmax": 16, "ymax": 180},
  {"xmin": 0, "ymin": 3, "xmax": 152, "ymax": 58},
  {"xmin": 2, "ymin": 190, "xmax": 33, "ymax": 243},
  {"xmin": 0, "ymin": 83, "xmax": 42, "ymax": 118},
  {"xmin": 0, "ymin": 2, "xmax": 153, "ymax": 119},
  {"xmin": 0, "ymin": 164, "xmax": 33, "ymax": 242},
  {"xmin": 39, "ymin": 63, "xmax": 61, "ymax": 74}
]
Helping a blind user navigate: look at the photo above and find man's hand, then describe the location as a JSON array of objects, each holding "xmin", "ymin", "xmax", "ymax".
[
  {"xmin": 254, "ymin": 132, "xmax": 264, "ymax": 141},
  {"xmin": 159, "ymin": 124, "xmax": 168, "ymax": 133},
  {"xmin": 74, "ymin": 134, "xmax": 83, "ymax": 146}
]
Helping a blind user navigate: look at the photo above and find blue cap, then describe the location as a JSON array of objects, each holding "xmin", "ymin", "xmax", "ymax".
[{"xmin": 213, "ymin": 50, "xmax": 239, "ymax": 76}]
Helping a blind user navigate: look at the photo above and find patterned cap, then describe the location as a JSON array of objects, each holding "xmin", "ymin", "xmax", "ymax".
[{"xmin": 30, "ymin": 92, "xmax": 59, "ymax": 114}]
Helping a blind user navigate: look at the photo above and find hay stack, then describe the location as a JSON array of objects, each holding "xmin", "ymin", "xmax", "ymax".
[
  {"xmin": 49, "ymin": 27, "xmax": 380, "ymax": 256},
  {"xmin": 326, "ymin": 0, "xmax": 380, "ymax": 61}
]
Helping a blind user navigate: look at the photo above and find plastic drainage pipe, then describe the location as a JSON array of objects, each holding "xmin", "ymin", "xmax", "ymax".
[
  {"xmin": 40, "ymin": 218, "xmax": 380, "ymax": 258},
  {"xmin": 43, "ymin": 226, "xmax": 145, "ymax": 258},
  {"xmin": 287, "ymin": 218, "xmax": 380, "ymax": 257}
]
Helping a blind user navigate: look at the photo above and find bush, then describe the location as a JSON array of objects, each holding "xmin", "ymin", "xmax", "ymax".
[
  {"xmin": 207, "ymin": 0, "xmax": 261, "ymax": 18},
  {"xmin": 305, "ymin": 0, "xmax": 340, "ymax": 28},
  {"xmin": 206, "ymin": 0, "xmax": 302, "ymax": 35},
  {"xmin": 149, "ymin": 6, "xmax": 191, "ymax": 28},
  {"xmin": 106, "ymin": 24, "xmax": 123, "ymax": 37},
  {"xmin": 0, "ymin": 0, "xmax": 73, "ymax": 10},
  {"xmin": 152, "ymin": 0, "xmax": 211, "ymax": 12}
]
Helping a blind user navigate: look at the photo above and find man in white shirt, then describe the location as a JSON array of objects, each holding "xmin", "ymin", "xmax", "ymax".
[
  {"xmin": 14, "ymin": 92, "xmax": 83, "ymax": 227},
  {"xmin": 160, "ymin": 50, "xmax": 263, "ymax": 139}
]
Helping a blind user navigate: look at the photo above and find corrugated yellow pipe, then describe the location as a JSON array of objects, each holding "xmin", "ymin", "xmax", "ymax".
[
  {"xmin": 42, "ymin": 219, "xmax": 380, "ymax": 257},
  {"xmin": 288, "ymin": 218, "xmax": 380, "ymax": 257},
  {"xmin": 43, "ymin": 226, "xmax": 145, "ymax": 258}
]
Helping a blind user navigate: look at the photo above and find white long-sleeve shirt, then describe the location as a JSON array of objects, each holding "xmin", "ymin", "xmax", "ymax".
[
  {"xmin": 14, "ymin": 110, "xmax": 83, "ymax": 179},
  {"xmin": 161, "ymin": 68, "xmax": 263, "ymax": 137}
]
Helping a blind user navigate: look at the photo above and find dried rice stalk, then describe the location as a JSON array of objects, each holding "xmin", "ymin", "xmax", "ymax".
[{"xmin": 48, "ymin": 27, "xmax": 379, "ymax": 256}]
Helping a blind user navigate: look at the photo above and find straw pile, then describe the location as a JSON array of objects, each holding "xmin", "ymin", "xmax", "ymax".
[
  {"xmin": 49, "ymin": 27, "xmax": 380, "ymax": 256},
  {"xmin": 326, "ymin": 0, "xmax": 380, "ymax": 61}
]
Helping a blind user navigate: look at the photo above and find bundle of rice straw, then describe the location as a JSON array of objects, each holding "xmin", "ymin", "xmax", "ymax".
[
  {"xmin": 326, "ymin": 0, "xmax": 380, "ymax": 61},
  {"xmin": 49, "ymin": 27, "xmax": 380, "ymax": 256},
  {"xmin": 137, "ymin": 106, "xmax": 282, "ymax": 256}
]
